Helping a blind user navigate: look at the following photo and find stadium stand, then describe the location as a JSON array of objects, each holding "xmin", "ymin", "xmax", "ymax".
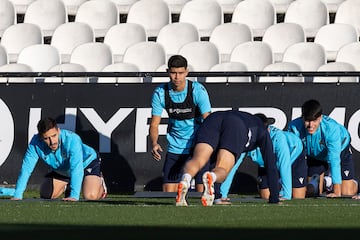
[
  {"xmin": 284, "ymin": 0, "xmax": 329, "ymax": 40},
  {"xmin": 231, "ymin": 0, "xmax": 276, "ymax": 39},
  {"xmin": 258, "ymin": 62, "xmax": 304, "ymax": 82},
  {"xmin": 109, "ymin": 0, "xmax": 139, "ymax": 15},
  {"xmin": 178, "ymin": 41, "xmax": 220, "ymax": 71},
  {"xmin": 334, "ymin": 0, "xmax": 360, "ymax": 39},
  {"xmin": 75, "ymin": 0, "xmax": 119, "ymax": 39},
  {"xmin": 17, "ymin": 44, "xmax": 60, "ymax": 74},
  {"xmin": 1, "ymin": 23, "xmax": 43, "ymax": 63},
  {"xmin": 314, "ymin": 23, "xmax": 358, "ymax": 62},
  {"xmin": 206, "ymin": 61, "xmax": 251, "ymax": 83},
  {"xmin": 156, "ymin": 22, "xmax": 199, "ymax": 62},
  {"xmin": 151, "ymin": 64, "xmax": 168, "ymax": 83},
  {"xmin": 179, "ymin": 0, "xmax": 223, "ymax": 39},
  {"xmin": 0, "ymin": 0, "xmax": 357, "ymax": 83},
  {"xmin": 104, "ymin": 23, "xmax": 147, "ymax": 63},
  {"xmin": 268, "ymin": 0, "xmax": 294, "ymax": 15},
  {"xmin": 320, "ymin": 0, "xmax": 345, "ymax": 14},
  {"xmin": 69, "ymin": 42, "xmax": 113, "ymax": 72},
  {"xmin": 282, "ymin": 42, "xmax": 326, "ymax": 81},
  {"xmin": 126, "ymin": 0, "xmax": 170, "ymax": 40},
  {"xmin": 230, "ymin": 41, "xmax": 274, "ymax": 71},
  {"xmin": 62, "ymin": 0, "xmax": 88, "ymax": 17},
  {"xmin": 8, "ymin": 0, "xmax": 35, "ymax": 15},
  {"xmin": 215, "ymin": 0, "xmax": 242, "ymax": 14},
  {"xmin": 23, "ymin": 0, "xmax": 68, "ymax": 38},
  {"xmin": 262, "ymin": 22, "xmax": 306, "ymax": 62},
  {"xmin": 0, "ymin": 63, "xmax": 33, "ymax": 82},
  {"xmin": 51, "ymin": 22, "xmax": 95, "ymax": 64},
  {"xmin": 44, "ymin": 63, "xmax": 88, "ymax": 83},
  {"xmin": 163, "ymin": 0, "xmax": 190, "ymax": 15},
  {"xmin": 0, "ymin": 45, "xmax": 8, "ymax": 66},
  {"xmin": 98, "ymin": 62, "xmax": 142, "ymax": 83},
  {"xmin": 0, "ymin": 0, "xmax": 16, "ymax": 38},
  {"xmin": 209, "ymin": 22, "xmax": 252, "ymax": 63},
  {"xmin": 313, "ymin": 61, "xmax": 358, "ymax": 83},
  {"xmin": 123, "ymin": 41, "xmax": 166, "ymax": 82},
  {"xmin": 282, "ymin": 42, "xmax": 327, "ymax": 71},
  {"xmin": 336, "ymin": 42, "xmax": 360, "ymax": 71}
]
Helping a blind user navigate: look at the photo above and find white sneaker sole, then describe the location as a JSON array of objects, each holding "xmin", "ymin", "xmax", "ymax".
[
  {"xmin": 176, "ymin": 181, "xmax": 188, "ymax": 206},
  {"xmin": 201, "ymin": 172, "xmax": 215, "ymax": 206}
]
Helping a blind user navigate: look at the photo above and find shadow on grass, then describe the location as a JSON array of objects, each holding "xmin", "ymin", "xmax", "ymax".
[{"xmin": 0, "ymin": 224, "xmax": 358, "ymax": 240}]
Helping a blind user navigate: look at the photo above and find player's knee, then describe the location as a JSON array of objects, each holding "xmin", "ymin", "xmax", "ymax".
[{"xmin": 83, "ymin": 191, "xmax": 98, "ymax": 200}]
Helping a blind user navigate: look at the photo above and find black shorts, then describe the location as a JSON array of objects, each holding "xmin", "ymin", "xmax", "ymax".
[
  {"xmin": 307, "ymin": 145, "xmax": 355, "ymax": 180},
  {"xmin": 45, "ymin": 157, "xmax": 102, "ymax": 182},
  {"xmin": 258, "ymin": 149, "xmax": 307, "ymax": 189},
  {"xmin": 195, "ymin": 111, "xmax": 248, "ymax": 162},
  {"xmin": 162, "ymin": 152, "xmax": 209, "ymax": 184}
]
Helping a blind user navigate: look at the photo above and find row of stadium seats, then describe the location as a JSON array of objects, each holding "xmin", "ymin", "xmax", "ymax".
[
  {"xmin": 1, "ymin": 0, "xmax": 360, "ymax": 40},
  {"xmin": 1, "ymin": 21, "xmax": 358, "ymax": 65},
  {"xmin": 3, "ymin": 0, "xmax": 353, "ymax": 16},
  {"xmin": 0, "ymin": 60, "xmax": 358, "ymax": 83},
  {"xmin": 0, "ymin": 40, "xmax": 359, "ymax": 83}
]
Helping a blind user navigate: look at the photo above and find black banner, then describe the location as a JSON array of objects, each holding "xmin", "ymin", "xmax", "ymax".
[{"xmin": 0, "ymin": 82, "xmax": 359, "ymax": 193}]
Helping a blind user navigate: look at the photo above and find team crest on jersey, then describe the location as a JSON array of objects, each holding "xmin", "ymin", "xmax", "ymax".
[
  {"xmin": 344, "ymin": 170, "xmax": 350, "ymax": 177},
  {"xmin": 86, "ymin": 168, "xmax": 93, "ymax": 173}
]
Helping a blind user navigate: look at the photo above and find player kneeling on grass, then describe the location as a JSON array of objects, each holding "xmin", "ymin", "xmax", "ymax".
[
  {"xmin": 176, "ymin": 110, "xmax": 280, "ymax": 206},
  {"xmin": 11, "ymin": 117, "xmax": 107, "ymax": 201},
  {"xmin": 288, "ymin": 99, "xmax": 358, "ymax": 198}
]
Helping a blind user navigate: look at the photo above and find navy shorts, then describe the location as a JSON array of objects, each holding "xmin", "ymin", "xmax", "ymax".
[
  {"xmin": 291, "ymin": 149, "xmax": 307, "ymax": 188},
  {"xmin": 163, "ymin": 152, "xmax": 209, "ymax": 184},
  {"xmin": 307, "ymin": 145, "xmax": 355, "ymax": 180},
  {"xmin": 258, "ymin": 149, "xmax": 307, "ymax": 189},
  {"xmin": 195, "ymin": 112, "xmax": 248, "ymax": 162},
  {"xmin": 45, "ymin": 156, "xmax": 102, "ymax": 182}
]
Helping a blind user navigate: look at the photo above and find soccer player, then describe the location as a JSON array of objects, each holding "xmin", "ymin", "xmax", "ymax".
[
  {"xmin": 215, "ymin": 113, "xmax": 307, "ymax": 204},
  {"xmin": 149, "ymin": 55, "xmax": 212, "ymax": 192},
  {"xmin": 176, "ymin": 110, "xmax": 280, "ymax": 206},
  {"xmin": 288, "ymin": 99, "xmax": 358, "ymax": 197},
  {"xmin": 11, "ymin": 117, "xmax": 107, "ymax": 201}
]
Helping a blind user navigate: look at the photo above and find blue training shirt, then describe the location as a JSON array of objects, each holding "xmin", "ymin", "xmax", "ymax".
[
  {"xmin": 288, "ymin": 115, "xmax": 350, "ymax": 184},
  {"xmin": 151, "ymin": 80, "xmax": 211, "ymax": 154},
  {"xmin": 13, "ymin": 129, "xmax": 97, "ymax": 200},
  {"xmin": 248, "ymin": 126, "xmax": 303, "ymax": 200}
]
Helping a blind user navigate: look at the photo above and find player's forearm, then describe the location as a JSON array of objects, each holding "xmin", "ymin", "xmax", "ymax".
[{"xmin": 149, "ymin": 126, "xmax": 159, "ymax": 147}]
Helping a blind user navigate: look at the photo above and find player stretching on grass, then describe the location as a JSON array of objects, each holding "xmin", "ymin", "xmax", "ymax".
[
  {"xmin": 288, "ymin": 99, "xmax": 358, "ymax": 198},
  {"xmin": 176, "ymin": 110, "xmax": 280, "ymax": 206},
  {"xmin": 214, "ymin": 113, "xmax": 307, "ymax": 204},
  {"xmin": 11, "ymin": 117, "xmax": 107, "ymax": 201}
]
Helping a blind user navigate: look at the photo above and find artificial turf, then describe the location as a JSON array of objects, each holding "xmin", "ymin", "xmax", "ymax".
[{"xmin": 0, "ymin": 191, "xmax": 359, "ymax": 239}]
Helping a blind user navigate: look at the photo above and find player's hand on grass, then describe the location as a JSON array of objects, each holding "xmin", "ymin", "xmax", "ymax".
[
  {"xmin": 10, "ymin": 198, "xmax": 21, "ymax": 201},
  {"xmin": 62, "ymin": 197, "xmax": 77, "ymax": 201},
  {"xmin": 352, "ymin": 195, "xmax": 360, "ymax": 200},
  {"xmin": 326, "ymin": 193, "xmax": 340, "ymax": 198}
]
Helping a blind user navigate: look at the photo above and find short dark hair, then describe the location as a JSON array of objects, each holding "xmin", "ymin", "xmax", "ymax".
[
  {"xmin": 302, "ymin": 99, "xmax": 323, "ymax": 121},
  {"xmin": 167, "ymin": 55, "xmax": 187, "ymax": 69},
  {"xmin": 37, "ymin": 117, "xmax": 58, "ymax": 134}
]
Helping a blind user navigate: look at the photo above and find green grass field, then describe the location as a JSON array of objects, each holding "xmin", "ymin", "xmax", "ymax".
[{"xmin": 1, "ymin": 191, "xmax": 360, "ymax": 239}]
